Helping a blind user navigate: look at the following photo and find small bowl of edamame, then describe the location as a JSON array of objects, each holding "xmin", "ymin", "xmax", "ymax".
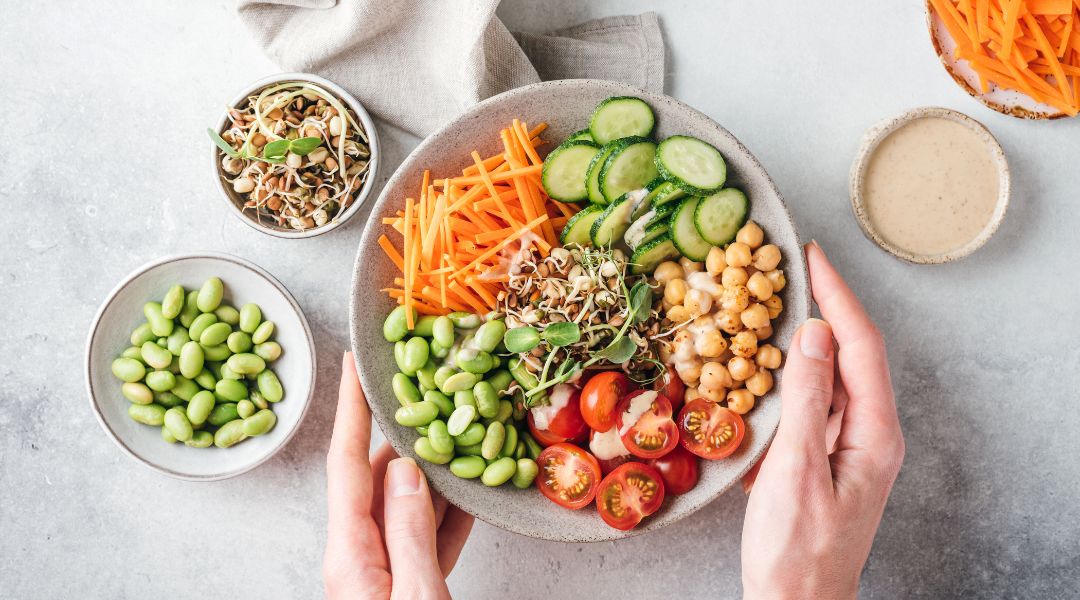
[{"xmin": 85, "ymin": 253, "xmax": 316, "ymax": 480}]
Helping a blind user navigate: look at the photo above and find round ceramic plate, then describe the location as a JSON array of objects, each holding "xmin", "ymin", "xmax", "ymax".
[{"xmin": 350, "ymin": 79, "xmax": 809, "ymax": 542}]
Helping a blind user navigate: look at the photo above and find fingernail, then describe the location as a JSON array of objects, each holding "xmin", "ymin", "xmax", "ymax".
[
  {"xmin": 799, "ymin": 318, "xmax": 833, "ymax": 361},
  {"xmin": 809, "ymin": 239, "xmax": 825, "ymax": 256},
  {"xmin": 387, "ymin": 457, "xmax": 421, "ymax": 497}
]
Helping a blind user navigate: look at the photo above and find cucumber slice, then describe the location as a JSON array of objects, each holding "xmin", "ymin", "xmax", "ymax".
[
  {"xmin": 655, "ymin": 135, "xmax": 727, "ymax": 196},
  {"xmin": 670, "ymin": 197, "xmax": 713, "ymax": 261},
  {"xmin": 694, "ymin": 188, "xmax": 749, "ymax": 246},
  {"xmin": 630, "ymin": 177, "xmax": 669, "ymax": 221},
  {"xmin": 589, "ymin": 193, "xmax": 636, "ymax": 248},
  {"xmin": 630, "ymin": 235, "xmax": 680, "ymax": 275},
  {"xmin": 647, "ymin": 202, "xmax": 678, "ymax": 228},
  {"xmin": 559, "ymin": 204, "xmax": 605, "ymax": 247},
  {"xmin": 652, "ymin": 181, "xmax": 688, "ymax": 208},
  {"xmin": 567, "ymin": 128, "xmax": 594, "ymax": 143},
  {"xmin": 585, "ymin": 142, "xmax": 618, "ymax": 205},
  {"xmin": 541, "ymin": 140, "xmax": 601, "ymax": 202},
  {"xmin": 599, "ymin": 137, "xmax": 659, "ymax": 203},
  {"xmin": 625, "ymin": 210, "xmax": 670, "ymax": 251},
  {"xmin": 589, "ymin": 96, "xmax": 655, "ymax": 145}
]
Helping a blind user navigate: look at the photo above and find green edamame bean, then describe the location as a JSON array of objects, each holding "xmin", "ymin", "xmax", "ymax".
[
  {"xmin": 220, "ymin": 363, "xmax": 242, "ymax": 380},
  {"xmin": 179, "ymin": 291, "xmax": 200, "ymax": 328},
  {"xmin": 414, "ymin": 437, "xmax": 453, "ymax": 464},
  {"xmin": 473, "ymin": 320, "xmax": 506, "ymax": 353},
  {"xmin": 207, "ymin": 402, "xmax": 239, "ymax": 426},
  {"xmin": 257, "ymin": 370, "xmax": 283, "ymax": 403},
  {"xmin": 193, "ymin": 368, "xmax": 216, "ymax": 390},
  {"xmin": 201, "ymin": 343, "xmax": 231, "ymax": 361},
  {"xmin": 453, "ymin": 422, "xmax": 486, "ymax": 446},
  {"xmin": 456, "ymin": 348, "xmax": 494, "ymax": 374},
  {"xmin": 130, "ymin": 322, "xmax": 156, "ymax": 346},
  {"xmin": 170, "ymin": 376, "xmax": 198, "ymax": 401},
  {"xmin": 511, "ymin": 458, "xmax": 539, "ymax": 489},
  {"xmin": 481, "ymin": 422, "xmax": 506, "ymax": 460},
  {"xmin": 188, "ymin": 313, "xmax": 217, "ymax": 342},
  {"xmin": 227, "ymin": 353, "xmax": 266, "ymax": 375},
  {"xmin": 394, "ymin": 400, "xmax": 439, "ymax": 427},
  {"xmin": 156, "ymin": 337, "xmax": 168, "ymax": 347},
  {"xmin": 215, "ymin": 378, "xmax": 248, "ymax": 402},
  {"xmin": 253, "ymin": 341, "xmax": 281, "ymax": 362},
  {"xmin": 155, "ymin": 391, "xmax": 184, "ymax": 408},
  {"xmin": 412, "ymin": 315, "xmax": 438, "ymax": 337},
  {"xmin": 382, "ymin": 305, "xmax": 413, "ymax": 342},
  {"xmin": 252, "ymin": 320, "xmax": 275, "ymax": 344},
  {"xmin": 491, "ymin": 399, "xmax": 513, "ymax": 424},
  {"xmin": 432, "ymin": 316, "xmax": 454, "ymax": 348},
  {"xmin": 143, "ymin": 302, "xmax": 174, "ymax": 337},
  {"xmin": 197, "ymin": 277, "xmax": 224, "ymax": 312},
  {"xmin": 512, "ymin": 394, "xmax": 527, "ymax": 421},
  {"xmin": 242, "ymin": 409, "xmax": 277, "ymax": 436},
  {"xmin": 449, "ymin": 455, "xmax": 486, "ymax": 479},
  {"xmin": 402, "ymin": 337, "xmax": 429, "ymax": 374},
  {"xmin": 415, "ymin": 425, "xmax": 429, "ymax": 436},
  {"xmin": 200, "ymin": 322, "xmax": 232, "ymax": 346},
  {"xmin": 121, "ymin": 346, "xmax": 144, "ymax": 361},
  {"xmin": 166, "ymin": 360, "xmax": 182, "ymax": 375},
  {"xmin": 500, "ymin": 423, "xmax": 519, "ymax": 459},
  {"xmin": 448, "ymin": 312, "xmax": 482, "ymax": 329},
  {"xmin": 129, "ymin": 403, "xmax": 166, "ymax": 425},
  {"xmin": 237, "ymin": 399, "xmax": 255, "ymax": 419},
  {"xmin": 446, "ymin": 405, "xmax": 478, "ymax": 436},
  {"xmin": 178, "ymin": 341, "xmax": 204, "ymax": 378},
  {"xmin": 249, "ymin": 390, "xmax": 268, "ymax": 410},
  {"xmin": 213, "ymin": 305, "xmax": 240, "ymax": 325},
  {"xmin": 456, "ymin": 442, "xmax": 483, "ymax": 456},
  {"xmin": 415, "ymin": 360, "xmax": 437, "ymax": 390},
  {"xmin": 206, "ymin": 361, "xmax": 223, "ymax": 380},
  {"xmin": 430, "ymin": 339, "xmax": 450, "ymax": 359},
  {"xmin": 481, "ymin": 457, "xmax": 517, "ymax": 487},
  {"xmin": 453, "ymin": 389, "xmax": 477, "ymax": 409},
  {"xmin": 427, "ymin": 420, "xmax": 454, "ymax": 454},
  {"xmin": 473, "ymin": 381, "xmax": 499, "ymax": 418},
  {"xmin": 433, "ymin": 366, "xmax": 455, "ymax": 390},
  {"xmin": 238, "ymin": 303, "xmax": 262, "ymax": 333},
  {"xmin": 140, "ymin": 342, "xmax": 172, "ymax": 370},
  {"xmin": 228, "ymin": 331, "xmax": 253, "ymax": 354},
  {"xmin": 185, "ymin": 430, "xmax": 214, "ymax": 448},
  {"xmin": 508, "ymin": 358, "xmax": 539, "ymax": 390},
  {"xmin": 164, "ymin": 407, "xmax": 193, "ymax": 442},
  {"xmin": 121, "ymin": 382, "xmax": 154, "ymax": 405},
  {"xmin": 145, "ymin": 370, "xmax": 176, "ymax": 392},
  {"xmin": 161, "ymin": 284, "xmax": 185, "ymax": 319},
  {"xmin": 214, "ymin": 419, "xmax": 248, "ymax": 448},
  {"xmin": 392, "ymin": 373, "xmax": 421, "ymax": 406},
  {"xmin": 393, "ymin": 341, "xmax": 412, "ymax": 375},
  {"xmin": 441, "ymin": 372, "xmax": 478, "ymax": 393},
  {"xmin": 161, "ymin": 426, "xmax": 177, "ymax": 443},
  {"xmin": 514, "ymin": 441, "xmax": 526, "ymax": 460},
  {"xmin": 166, "ymin": 327, "xmax": 190, "ymax": 356},
  {"xmin": 485, "ymin": 369, "xmax": 514, "ymax": 394},
  {"xmin": 522, "ymin": 433, "xmax": 542, "ymax": 461},
  {"xmin": 424, "ymin": 390, "xmax": 454, "ymax": 418},
  {"xmin": 186, "ymin": 390, "xmax": 215, "ymax": 426}
]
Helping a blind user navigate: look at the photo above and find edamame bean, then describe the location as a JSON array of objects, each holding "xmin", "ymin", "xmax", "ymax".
[
  {"xmin": 220, "ymin": 363, "xmax": 242, "ymax": 380},
  {"xmin": 441, "ymin": 372, "xmax": 478, "ymax": 393},
  {"xmin": 143, "ymin": 302, "xmax": 174, "ymax": 337},
  {"xmin": 485, "ymin": 369, "xmax": 514, "ymax": 394},
  {"xmin": 121, "ymin": 346, "xmax": 144, "ymax": 361},
  {"xmin": 251, "ymin": 320, "xmax": 275, "ymax": 344},
  {"xmin": 161, "ymin": 284, "xmax": 185, "ymax": 319},
  {"xmin": 402, "ymin": 337, "xmax": 429, "ymax": 374},
  {"xmin": 447, "ymin": 405, "xmax": 478, "ymax": 436},
  {"xmin": 166, "ymin": 327, "xmax": 190, "ymax": 356},
  {"xmin": 522, "ymin": 433, "xmax": 542, "ymax": 461},
  {"xmin": 481, "ymin": 422, "xmax": 506, "ymax": 460},
  {"xmin": 155, "ymin": 391, "xmax": 184, "ymax": 408},
  {"xmin": 197, "ymin": 277, "xmax": 224, "ymax": 312},
  {"xmin": 453, "ymin": 389, "xmax": 477, "ymax": 409},
  {"xmin": 456, "ymin": 348, "xmax": 494, "ymax": 374},
  {"xmin": 207, "ymin": 402, "xmax": 239, "ymax": 426},
  {"xmin": 130, "ymin": 322, "xmax": 156, "ymax": 346},
  {"xmin": 491, "ymin": 399, "xmax": 513, "ymax": 424},
  {"xmin": 215, "ymin": 378, "xmax": 248, "ymax": 402},
  {"xmin": 416, "ymin": 425, "xmax": 429, "ymax": 436},
  {"xmin": 257, "ymin": 370, "xmax": 283, "ymax": 402},
  {"xmin": 511, "ymin": 458, "xmax": 539, "ymax": 489},
  {"xmin": 424, "ymin": 390, "xmax": 454, "ymax": 418},
  {"xmin": 253, "ymin": 341, "xmax": 281, "ymax": 361},
  {"xmin": 473, "ymin": 381, "xmax": 499, "ymax": 418},
  {"xmin": 415, "ymin": 360, "xmax": 437, "ymax": 390},
  {"xmin": 395, "ymin": 400, "xmax": 439, "ymax": 427},
  {"xmin": 432, "ymin": 316, "xmax": 454, "ymax": 348},
  {"xmin": 393, "ymin": 341, "xmax": 412, "ymax": 375},
  {"xmin": 448, "ymin": 312, "xmax": 481, "ymax": 329},
  {"xmin": 214, "ymin": 419, "xmax": 248, "ymax": 448},
  {"xmin": 456, "ymin": 442, "xmax": 483, "ymax": 456},
  {"xmin": 140, "ymin": 342, "xmax": 172, "ymax": 370},
  {"xmin": 500, "ymin": 424, "xmax": 519, "ymax": 459},
  {"xmin": 200, "ymin": 322, "xmax": 232, "ymax": 346},
  {"xmin": 185, "ymin": 430, "xmax": 214, "ymax": 448},
  {"xmin": 129, "ymin": 403, "xmax": 166, "ymax": 425},
  {"xmin": 433, "ymin": 366, "xmax": 455, "ymax": 390},
  {"xmin": 164, "ymin": 407, "xmax": 193, "ymax": 442},
  {"xmin": 242, "ymin": 409, "xmax": 277, "ymax": 436},
  {"xmin": 167, "ymin": 360, "xmax": 182, "ymax": 375},
  {"xmin": 514, "ymin": 441, "xmax": 526, "ymax": 460},
  {"xmin": 412, "ymin": 315, "xmax": 438, "ymax": 337},
  {"xmin": 508, "ymin": 358, "xmax": 539, "ymax": 390},
  {"xmin": 238, "ymin": 303, "xmax": 262, "ymax": 333},
  {"xmin": 213, "ymin": 305, "xmax": 240, "ymax": 325},
  {"xmin": 179, "ymin": 291, "xmax": 200, "ymax": 328},
  {"xmin": 392, "ymin": 373, "xmax": 421, "ymax": 406},
  {"xmin": 427, "ymin": 420, "xmax": 454, "ymax": 454},
  {"xmin": 414, "ymin": 437, "xmax": 453, "ymax": 464},
  {"xmin": 473, "ymin": 320, "xmax": 506, "ymax": 353},
  {"xmin": 449, "ymin": 455, "xmax": 486, "ymax": 479},
  {"xmin": 228, "ymin": 331, "xmax": 253, "ymax": 353},
  {"xmin": 382, "ymin": 305, "xmax": 413, "ymax": 342},
  {"xmin": 201, "ymin": 343, "xmax": 231, "ymax": 361},
  {"xmin": 145, "ymin": 370, "xmax": 176, "ymax": 392},
  {"xmin": 122, "ymin": 382, "xmax": 154, "ymax": 405},
  {"xmin": 188, "ymin": 313, "xmax": 217, "ymax": 342},
  {"xmin": 429, "ymin": 339, "xmax": 450, "ymax": 359},
  {"xmin": 162, "ymin": 426, "xmax": 177, "ymax": 443},
  {"xmin": 178, "ymin": 341, "xmax": 204, "ymax": 378},
  {"xmin": 227, "ymin": 353, "xmax": 266, "ymax": 375},
  {"xmin": 453, "ymin": 422, "xmax": 486, "ymax": 446},
  {"xmin": 237, "ymin": 399, "xmax": 256, "ymax": 419},
  {"xmin": 170, "ymin": 376, "xmax": 198, "ymax": 401},
  {"xmin": 187, "ymin": 390, "xmax": 215, "ymax": 426},
  {"xmin": 193, "ymin": 368, "xmax": 216, "ymax": 390},
  {"xmin": 249, "ymin": 390, "xmax": 268, "ymax": 410},
  {"xmin": 481, "ymin": 457, "xmax": 517, "ymax": 487}
]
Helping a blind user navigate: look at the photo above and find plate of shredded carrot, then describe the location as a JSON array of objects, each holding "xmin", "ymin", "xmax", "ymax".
[{"xmin": 927, "ymin": 0, "xmax": 1080, "ymax": 119}]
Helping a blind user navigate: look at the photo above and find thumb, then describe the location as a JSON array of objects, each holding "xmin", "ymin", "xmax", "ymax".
[
  {"xmin": 383, "ymin": 457, "xmax": 450, "ymax": 598},
  {"xmin": 774, "ymin": 318, "xmax": 835, "ymax": 462}
]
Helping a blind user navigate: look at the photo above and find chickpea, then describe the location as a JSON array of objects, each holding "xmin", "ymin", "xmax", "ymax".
[
  {"xmin": 684, "ymin": 289, "xmax": 713, "ymax": 316},
  {"xmin": 654, "ymin": 261, "xmax": 685, "ymax": 285},
  {"xmin": 752, "ymin": 244, "xmax": 782, "ymax": 271},
  {"xmin": 764, "ymin": 269, "xmax": 787, "ymax": 292},
  {"xmin": 753, "ymin": 323, "xmax": 774, "ymax": 340},
  {"xmin": 725, "ymin": 242, "xmax": 753, "ymax": 267},
  {"xmin": 731, "ymin": 378, "xmax": 745, "ymax": 390},
  {"xmin": 756, "ymin": 344, "xmax": 783, "ymax": 369},
  {"xmin": 693, "ymin": 314, "xmax": 716, "ymax": 329},
  {"xmin": 667, "ymin": 304, "xmax": 691, "ymax": 323},
  {"xmin": 746, "ymin": 271, "xmax": 774, "ymax": 301},
  {"xmin": 730, "ymin": 330, "xmax": 759, "ymax": 358},
  {"xmin": 745, "ymin": 369, "xmax": 774, "ymax": 396},
  {"xmin": 716, "ymin": 311, "xmax": 743, "ymax": 335},
  {"xmin": 673, "ymin": 330, "xmax": 694, "ymax": 360},
  {"xmin": 705, "ymin": 247, "xmax": 727, "ymax": 276},
  {"xmin": 684, "ymin": 386, "xmax": 702, "ymax": 403},
  {"xmin": 720, "ymin": 284, "xmax": 750, "ymax": 313},
  {"xmin": 676, "ymin": 358, "xmax": 703, "ymax": 384},
  {"xmin": 721, "ymin": 266, "xmax": 749, "ymax": 287},
  {"xmin": 696, "ymin": 330, "xmax": 728, "ymax": 358},
  {"xmin": 232, "ymin": 177, "xmax": 255, "ymax": 193},
  {"xmin": 728, "ymin": 356, "xmax": 757, "ymax": 381},
  {"xmin": 664, "ymin": 278, "xmax": 688, "ymax": 305},
  {"xmin": 726, "ymin": 389, "xmax": 756, "ymax": 414},
  {"xmin": 763, "ymin": 295, "xmax": 784, "ymax": 319},
  {"xmin": 658, "ymin": 343, "xmax": 673, "ymax": 364},
  {"xmin": 735, "ymin": 221, "xmax": 765, "ymax": 249},
  {"xmin": 699, "ymin": 384, "xmax": 727, "ymax": 402},
  {"xmin": 680, "ymin": 257, "xmax": 703, "ymax": 274},
  {"xmin": 741, "ymin": 303, "xmax": 770, "ymax": 330},
  {"xmin": 700, "ymin": 361, "xmax": 733, "ymax": 390}
]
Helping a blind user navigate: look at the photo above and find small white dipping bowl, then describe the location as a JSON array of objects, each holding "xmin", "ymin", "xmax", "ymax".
[{"xmin": 85, "ymin": 253, "xmax": 316, "ymax": 481}]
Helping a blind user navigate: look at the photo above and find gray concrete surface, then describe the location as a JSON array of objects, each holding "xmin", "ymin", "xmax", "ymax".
[{"xmin": 2, "ymin": 1, "xmax": 1079, "ymax": 598}]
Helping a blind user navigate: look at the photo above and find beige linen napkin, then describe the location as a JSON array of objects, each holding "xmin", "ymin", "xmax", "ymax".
[{"xmin": 237, "ymin": 0, "xmax": 665, "ymax": 137}]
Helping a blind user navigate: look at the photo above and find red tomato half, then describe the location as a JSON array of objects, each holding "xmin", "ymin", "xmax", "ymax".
[
  {"xmin": 647, "ymin": 445, "xmax": 700, "ymax": 495},
  {"xmin": 527, "ymin": 384, "xmax": 588, "ymax": 446},
  {"xmin": 589, "ymin": 428, "xmax": 632, "ymax": 475},
  {"xmin": 580, "ymin": 371, "xmax": 632, "ymax": 432},
  {"xmin": 595, "ymin": 462, "xmax": 666, "ymax": 530},
  {"xmin": 654, "ymin": 369, "xmax": 687, "ymax": 414},
  {"xmin": 536, "ymin": 443, "xmax": 602, "ymax": 510},
  {"xmin": 616, "ymin": 390, "xmax": 679, "ymax": 459},
  {"xmin": 677, "ymin": 399, "xmax": 745, "ymax": 459}
]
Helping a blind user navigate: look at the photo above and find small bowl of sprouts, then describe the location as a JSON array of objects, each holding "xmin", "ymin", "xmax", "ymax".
[{"xmin": 210, "ymin": 73, "xmax": 379, "ymax": 238}]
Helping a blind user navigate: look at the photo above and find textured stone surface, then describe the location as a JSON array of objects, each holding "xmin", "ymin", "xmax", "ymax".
[{"xmin": 1, "ymin": 1, "xmax": 1078, "ymax": 598}]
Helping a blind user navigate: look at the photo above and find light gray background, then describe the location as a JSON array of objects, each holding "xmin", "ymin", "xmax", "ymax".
[{"xmin": 2, "ymin": 1, "xmax": 1078, "ymax": 598}]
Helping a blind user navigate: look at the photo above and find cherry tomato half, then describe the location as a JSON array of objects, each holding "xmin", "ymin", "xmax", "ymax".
[
  {"xmin": 616, "ymin": 390, "xmax": 679, "ymax": 459},
  {"xmin": 536, "ymin": 443, "xmax": 602, "ymax": 510},
  {"xmin": 654, "ymin": 369, "xmax": 687, "ymax": 414},
  {"xmin": 589, "ymin": 428, "xmax": 632, "ymax": 475},
  {"xmin": 677, "ymin": 399, "xmax": 746, "ymax": 459},
  {"xmin": 595, "ymin": 462, "xmax": 666, "ymax": 530},
  {"xmin": 527, "ymin": 384, "xmax": 589, "ymax": 446},
  {"xmin": 647, "ymin": 445, "xmax": 700, "ymax": 495},
  {"xmin": 580, "ymin": 371, "xmax": 632, "ymax": 432}
]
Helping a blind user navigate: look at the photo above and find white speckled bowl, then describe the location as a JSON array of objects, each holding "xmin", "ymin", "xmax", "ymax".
[
  {"xmin": 86, "ymin": 253, "xmax": 316, "ymax": 481},
  {"xmin": 350, "ymin": 80, "xmax": 809, "ymax": 542}
]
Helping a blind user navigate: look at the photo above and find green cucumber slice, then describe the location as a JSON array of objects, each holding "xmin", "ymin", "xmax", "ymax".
[
  {"xmin": 559, "ymin": 204, "xmax": 604, "ymax": 247},
  {"xmin": 630, "ymin": 177, "xmax": 669, "ymax": 221},
  {"xmin": 598, "ymin": 137, "xmax": 659, "ymax": 203},
  {"xmin": 589, "ymin": 194, "xmax": 636, "ymax": 248},
  {"xmin": 589, "ymin": 96, "xmax": 655, "ymax": 145},
  {"xmin": 624, "ymin": 209, "xmax": 671, "ymax": 251},
  {"xmin": 585, "ymin": 142, "xmax": 618, "ymax": 205},
  {"xmin": 655, "ymin": 135, "xmax": 727, "ymax": 196},
  {"xmin": 541, "ymin": 140, "xmax": 601, "ymax": 202},
  {"xmin": 670, "ymin": 197, "xmax": 713, "ymax": 261},
  {"xmin": 694, "ymin": 188, "xmax": 750, "ymax": 246},
  {"xmin": 630, "ymin": 235, "xmax": 680, "ymax": 275},
  {"xmin": 567, "ymin": 128, "xmax": 594, "ymax": 143},
  {"xmin": 652, "ymin": 181, "xmax": 688, "ymax": 208}
]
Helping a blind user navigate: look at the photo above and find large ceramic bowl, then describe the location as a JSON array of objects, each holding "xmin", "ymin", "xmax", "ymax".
[{"xmin": 350, "ymin": 79, "xmax": 809, "ymax": 541}]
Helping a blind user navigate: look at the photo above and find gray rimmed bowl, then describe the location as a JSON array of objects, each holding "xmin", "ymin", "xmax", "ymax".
[
  {"xmin": 86, "ymin": 253, "xmax": 316, "ymax": 481},
  {"xmin": 211, "ymin": 72, "xmax": 380, "ymax": 239},
  {"xmin": 350, "ymin": 79, "xmax": 809, "ymax": 542}
]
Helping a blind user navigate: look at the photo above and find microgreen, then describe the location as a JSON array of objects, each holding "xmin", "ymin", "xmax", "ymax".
[
  {"xmin": 288, "ymin": 136, "xmax": 323, "ymax": 156},
  {"xmin": 542, "ymin": 322, "xmax": 580, "ymax": 347},
  {"xmin": 504, "ymin": 327, "xmax": 540, "ymax": 353},
  {"xmin": 208, "ymin": 128, "xmax": 240, "ymax": 158},
  {"xmin": 594, "ymin": 336, "xmax": 637, "ymax": 364}
]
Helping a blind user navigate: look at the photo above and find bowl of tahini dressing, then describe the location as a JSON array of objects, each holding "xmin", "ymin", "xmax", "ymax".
[{"xmin": 850, "ymin": 107, "xmax": 1010, "ymax": 264}]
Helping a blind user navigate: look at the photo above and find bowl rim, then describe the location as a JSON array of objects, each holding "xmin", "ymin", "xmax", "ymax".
[
  {"xmin": 84, "ymin": 251, "xmax": 318, "ymax": 481},
  {"xmin": 849, "ymin": 106, "xmax": 1011, "ymax": 265},
  {"xmin": 210, "ymin": 71, "xmax": 381, "ymax": 239},
  {"xmin": 350, "ymin": 78, "xmax": 810, "ymax": 541}
]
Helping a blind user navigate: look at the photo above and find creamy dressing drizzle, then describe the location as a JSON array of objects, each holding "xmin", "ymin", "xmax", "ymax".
[
  {"xmin": 530, "ymin": 383, "xmax": 574, "ymax": 430},
  {"xmin": 590, "ymin": 426, "xmax": 630, "ymax": 460},
  {"xmin": 618, "ymin": 390, "xmax": 658, "ymax": 436}
]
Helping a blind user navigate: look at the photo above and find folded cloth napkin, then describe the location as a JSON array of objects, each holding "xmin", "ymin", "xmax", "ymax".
[{"xmin": 237, "ymin": 0, "xmax": 665, "ymax": 138}]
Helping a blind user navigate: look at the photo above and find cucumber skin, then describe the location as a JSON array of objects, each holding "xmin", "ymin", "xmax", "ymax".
[
  {"xmin": 589, "ymin": 194, "xmax": 634, "ymax": 248},
  {"xmin": 693, "ymin": 188, "xmax": 749, "ymax": 246},
  {"xmin": 630, "ymin": 236, "xmax": 679, "ymax": 275},
  {"xmin": 559, "ymin": 204, "xmax": 604, "ymax": 246},
  {"xmin": 585, "ymin": 143, "xmax": 619, "ymax": 205},
  {"xmin": 598, "ymin": 136, "xmax": 659, "ymax": 204},
  {"xmin": 541, "ymin": 140, "xmax": 601, "ymax": 203},
  {"xmin": 655, "ymin": 135, "xmax": 728, "ymax": 197},
  {"xmin": 589, "ymin": 96, "xmax": 655, "ymax": 145},
  {"xmin": 669, "ymin": 197, "xmax": 713, "ymax": 262},
  {"xmin": 567, "ymin": 128, "xmax": 594, "ymax": 143}
]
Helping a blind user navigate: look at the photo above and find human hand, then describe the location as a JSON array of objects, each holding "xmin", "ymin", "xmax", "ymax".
[
  {"xmin": 323, "ymin": 352, "xmax": 474, "ymax": 599},
  {"xmin": 741, "ymin": 242, "xmax": 905, "ymax": 599}
]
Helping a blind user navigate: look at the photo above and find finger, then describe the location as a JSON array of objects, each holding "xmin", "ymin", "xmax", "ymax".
[
  {"xmin": 436, "ymin": 505, "xmax": 475, "ymax": 575},
  {"xmin": 772, "ymin": 319, "xmax": 836, "ymax": 470},
  {"xmin": 741, "ymin": 454, "xmax": 765, "ymax": 495},
  {"xmin": 383, "ymin": 458, "xmax": 450, "ymax": 596},
  {"xmin": 369, "ymin": 442, "xmax": 397, "ymax": 533}
]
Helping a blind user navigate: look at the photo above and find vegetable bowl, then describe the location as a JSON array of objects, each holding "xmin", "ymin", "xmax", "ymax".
[{"xmin": 350, "ymin": 79, "xmax": 809, "ymax": 542}]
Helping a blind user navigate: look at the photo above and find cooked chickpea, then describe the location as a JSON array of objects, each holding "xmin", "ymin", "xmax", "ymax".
[
  {"xmin": 763, "ymin": 295, "xmax": 784, "ymax": 319},
  {"xmin": 730, "ymin": 330, "xmax": 758, "ymax": 358},
  {"xmin": 728, "ymin": 356, "xmax": 757, "ymax": 381},
  {"xmin": 684, "ymin": 289, "xmax": 713, "ymax": 316},
  {"xmin": 726, "ymin": 389, "xmax": 756, "ymax": 414},
  {"xmin": 696, "ymin": 330, "xmax": 728, "ymax": 358},
  {"xmin": 684, "ymin": 386, "xmax": 702, "ymax": 403},
  {"xmin": 667, "ymin": 304, "xmax": 691, "ymax": 323},
  {"xmin": 725, "ymin": 242, "xmax": 753, "ymax": 267},
  {"xmin": 752, "ymin": 244, "xmax": 782, "ymax": 271},
  {"xmin": 720, "ymin": 284, "xmax": 750, "ymax": 312},
  {"xmin": 700, "ymin": 361, "xmax": 733, "ymax": 390},
  {"xmin": 746, "ymin": 271, "xmax": 773, "ymax": 301},
  {"xmin": 676, "ymin": 358, "xmax": 703, "ymax": 383},
  {"xmin": 653, "ymin": 261, "xmax": 685, "ymax": 285},
  {"xmin": 721, "ymin": 266, "xmax": 749, "ymax": 287},
  {"xmin": 699, "ymin": 384, "xmax": 727, "ymax": 402},
  {"xmin": 673, "ymin": 330, "xmax": 694, "ymax": 360},
  {"xmin": 764, "ymin": 269, "xmax": 786, "ymax": 292},
  {"xmin": 716, "ymin": 311, "xmax": 743, "ymax": 335},
  {"xmin": 730, "ymin": 378, "xmax": 745, "ymax": 390},
  {"xmin": 659, "ymin": 343, "xmax": 673, "ymax": 364},
  {"xmin": 753, "ymin": 323, "xmax": 774, "ymax": 340},
  {"xmin": 705, "ymin": 247, "xmax": 727, "ymax": 276},
  {"xmin": 745, "ymin": 369, "xmax": 774, "ymax": 396},
  {"xmin": 756, "ymin": 344, "xmax": 782, "ymax": 369},
  {"xmin": 735, "ymin": 221, "xmax": 765, "ymax": 249},
  {"xmin": 740, "ymin": 303, "xmax": 770, "ymax": 330},
  {"xmin": 664, "ymin": 278, "xmax": 688, "ymax": 305},
  {"xmin": 680, "ymin": 257, "xmax": 703, "ymax": 274}
]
